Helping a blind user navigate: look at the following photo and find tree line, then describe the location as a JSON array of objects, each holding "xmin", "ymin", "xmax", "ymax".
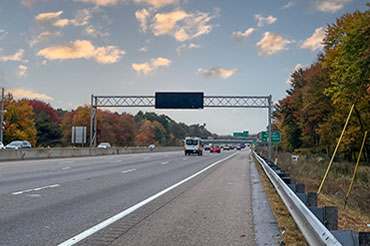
[
  {"xmin": 275, "ymin": 3, "xmax": 370, "ymax": 162},
  {"xmin": 2, "ymin": 93, "xmax": 213, "ymax": 147}
]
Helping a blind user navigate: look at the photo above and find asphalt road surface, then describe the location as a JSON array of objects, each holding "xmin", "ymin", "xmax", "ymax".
[{"xmin": 0, "ymin": 148, "xmax": 279, "ymax": 246}]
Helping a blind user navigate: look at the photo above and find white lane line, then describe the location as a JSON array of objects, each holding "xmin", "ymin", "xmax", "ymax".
[
  {"xmin": 12, "ymin": 184, "xmax": 60, "ymax": 195},
  {"xmin": 59, "ymin": 160, "xmax": 74, "ymax": 164},
  {"xmin": 57, "ymin": 152, "xmax": 238, "ymax": 246},
  {"xmin": 121, "ymin": 169, "xmax": 136, "ymax": 174},
  {"xmin": 161, "ymin": 161, "xmax": 169, "ymax": 165},
  {"xmin": 114, "ymin": 160, "xmax": 123, "ymax": 163},
  {"xmin": 182, "ymin": 158, "xmax": 188, "ymax": 160},
  {"xmin": 62, "ymin": 167, "xmax": 71, "ymax": 170}
]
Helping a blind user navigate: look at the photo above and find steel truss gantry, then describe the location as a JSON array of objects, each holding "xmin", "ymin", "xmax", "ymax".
[{"xmin": 90, "ymin": 95, "xmax": 273, "ymax": 158}]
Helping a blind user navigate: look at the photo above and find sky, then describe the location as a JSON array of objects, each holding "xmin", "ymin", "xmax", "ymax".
[{"xmin": 0, "ymin": 0, "xmax": 368, "ymax": 135}]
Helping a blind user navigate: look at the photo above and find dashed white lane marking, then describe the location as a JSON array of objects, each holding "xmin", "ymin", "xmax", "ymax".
[
  {"xmin": 12, "ymin": 184, "xmax": 60, "ymax": 195},
  {"xmin": 62, "ymin": 167, "xmax": 71, "ymax": 170},
  {"xmin": 182, "ymin": 158, "xmax": 188, "ymax": 160},
  {"xmin": 58, "ymin": 152, "xmax": 238, "ymax": 246},
  {"xmin": 121, "ymin": 169, "xmax": 136, "ymax": 174},
  {"xmin": 59, "ymin": 160, "xmax": 74, "ymax": 164},
  {"xmin": 161, "ymin": 161, "xmax": 169, "ymax": 165},
  {"xmin": 114, "ymin": 160, "xmax": 123, "ymax": 163}
]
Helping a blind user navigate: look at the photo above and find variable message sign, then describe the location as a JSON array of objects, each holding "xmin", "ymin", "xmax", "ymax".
[{"xmin": 155, "ymin": 92, "xmax": 204, "ymax": 109}]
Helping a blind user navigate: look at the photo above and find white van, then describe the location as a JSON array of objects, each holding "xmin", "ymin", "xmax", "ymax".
[{"xmin": 184, "ymin": 137, "xmax": 203, "ymax": 156}]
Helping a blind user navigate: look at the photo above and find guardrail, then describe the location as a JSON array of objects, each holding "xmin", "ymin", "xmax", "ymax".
[
  {"xmin": 0, "ymin": 146, "xmax": 183, "ymax": 162},
  {"xmin": 252, "ymin": 151, "xmax": 370, "ymax": 246},
  {"xmin": 253, "ymin": 151, "xmax": 342, "ymax": 245}
]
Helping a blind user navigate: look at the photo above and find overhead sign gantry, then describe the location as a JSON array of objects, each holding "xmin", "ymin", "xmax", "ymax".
[{"xmin": 90, "ymin": 92, "xmax": 274, "ymax": 158}]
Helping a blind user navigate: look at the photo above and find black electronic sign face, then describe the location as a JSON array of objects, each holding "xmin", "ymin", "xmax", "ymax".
[{"xmin": 155, "ymin": 92, "xmax": 204, "ymax": 109}]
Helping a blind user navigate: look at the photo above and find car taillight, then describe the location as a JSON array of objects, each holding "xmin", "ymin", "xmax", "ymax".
[{"xmin": 197, "ymin": 145, "xmax": 200, "ymax": 148}]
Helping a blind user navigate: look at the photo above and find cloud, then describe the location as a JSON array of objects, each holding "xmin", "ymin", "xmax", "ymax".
[
  {"xmin": 84, "ymin": 25, "xmax": 110, "ymax": 38},
  {"xmin": 74, "ymin": 0, "xmax": 120, "ymax": 6},
  {"xmin": 21, "ymin": 0, "xmax": 37, "ymax": 7},
  {"xmin": 35, "ymin": 11, "xmax": 63, "ymax": 22},
  {"xmin": 176, "ymin": 43, "xmax": 200, "ymax": 54},
  {"xmin": 232, "ymin": 27, "xmax": 254, "ymax": 42},
  {"xmin": 0, "ymin": 49, "xmax": 28, "ymax": 62},
  {"xmin": 136, "ymin": 8, "xmax": 151, "ymax": 32},
  {"xmin": 17, "ymin": 65, "xmax": 28, "ymax": 77},
  {"xmin": 301, "ymin": 27, "xmax": 325, "ymax": 51},
  {"xmin": 0, "ymin": 29, "xmax": 7, "ymax": 39},
  {"xmin": 29, "ymin": 31, "xmax": 61, "ymax": 47},
  {"xmin": 281, "ymin": 1, "xmax": 295, "ymax": 9},
  {"xmin": 132, "ymin": 57, "xmax": 171, "ymax": 75},
  {"xmin": 198, "ymin": 67, "xmax": 238, "ymax": 79},
  {"xmin": 315, "ymin": 0, "xmax": 351, "ymax": 13},
  {"xmin": 35, "ymin": 9, "xmax": 92, "ymax": 28},
  {"xmin": 133, "ymin": 0, "xmax": 176, "ymax": 8},
  {"xmin": 37, "ymin": 40, "xmax": 126, "ymax": 64},
  {"xmin": 256, "ymin": 32, "xmax": 291, "ymax": 56},
  {"xmin": 150, "ymin": 9, "xmax": 218, "ymax": 42},
  {"xmin": 139, "ymin": 46, "xmax": 148, "ymax": 52},
  {"xmin": 255, "ymin": 14, "xmax": 277, "ymax": 27},
  {"xmin": 8, "ymin": 88, "xmax": 53, "ymax": 100}
]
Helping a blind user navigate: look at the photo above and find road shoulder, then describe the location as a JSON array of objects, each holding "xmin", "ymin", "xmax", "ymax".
[{"xmin": 250, "ymin": 153, "xmax": 281, "ymax": 245}]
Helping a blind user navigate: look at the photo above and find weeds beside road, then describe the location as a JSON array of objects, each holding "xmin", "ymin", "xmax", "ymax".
[{"xmin": 258, "ymin": 149, "xmax": 370, "ymax": 232}]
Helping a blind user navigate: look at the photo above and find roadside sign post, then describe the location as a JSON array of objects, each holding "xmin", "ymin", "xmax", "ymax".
[
  {"xmin": 262, "ymin": 131, "xmax": 280, "ymax": 143},
  {"xmin": 72, "ymin": 126, "xmax": 87, "ymax": 147}
]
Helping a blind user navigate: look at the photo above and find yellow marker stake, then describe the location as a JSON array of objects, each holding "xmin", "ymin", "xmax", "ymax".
[
  {"xmin": 344, "ymin": 131, "xmax": 367, "ymax": 207},
  {"xmin": 318, "ymin": 104, "xmax": 354, "ymax": 194}
]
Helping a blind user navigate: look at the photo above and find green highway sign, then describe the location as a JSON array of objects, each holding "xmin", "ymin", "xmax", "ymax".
[
  {"xmin": 261, "ymin": 131, "xmax": 281, "ymax": 143},
  {"xmin": 252, "ymin": 140, "xmax": 258, "ymax": 147},
  {"xmin": 233, "ymin": 131, "xmax": 249, "ymax": 137},
  {"xmin": 271, "ymin": 131, "xmax": 281, "ymax": 143}
]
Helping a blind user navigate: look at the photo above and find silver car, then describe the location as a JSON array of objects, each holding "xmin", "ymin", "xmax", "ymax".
[{"xmin": 5, "ymin": 140, "xmax": 32, "ymax": 149}]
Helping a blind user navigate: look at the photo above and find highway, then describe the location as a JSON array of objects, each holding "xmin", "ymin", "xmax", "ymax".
[{"xmin": 0, "ymin": 149, "xmax": 279, "ymax": 246}]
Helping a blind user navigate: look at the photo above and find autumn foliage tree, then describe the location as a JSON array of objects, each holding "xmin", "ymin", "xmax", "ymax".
[
  {"xmin": 275, "ymin": 3, "xmax": 370, "ymax": 161},
  {"xmin": 27, "ymin": 99, "xmax": 62, "ymax": 147},
  {"xmin": 61, "ymin": 105, "xmax": 102, "ymax": 145},
  {"xmin": 2, "ymin": 94, "xmax": 36, "ymax": 146}
]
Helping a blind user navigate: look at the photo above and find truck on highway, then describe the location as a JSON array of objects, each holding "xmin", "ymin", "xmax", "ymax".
[{"xmin": 184, "ymin": 136, "xmax": 203, "ymax": 156}]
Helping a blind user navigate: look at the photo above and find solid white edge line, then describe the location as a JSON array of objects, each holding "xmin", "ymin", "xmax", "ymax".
[{"xmin": 57, "ymin": 152, "xmax": 238, "ymax": 246}]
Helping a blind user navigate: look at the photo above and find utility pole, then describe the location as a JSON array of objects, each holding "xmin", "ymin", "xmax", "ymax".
[{"xmin": 1, "ymin": 87, "xmax": 4, "ymax": 143}]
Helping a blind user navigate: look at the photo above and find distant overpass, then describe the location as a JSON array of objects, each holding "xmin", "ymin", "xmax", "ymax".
[{"xmin": 201, "ymin": 138, "xmax": 255, "ymax": 144}]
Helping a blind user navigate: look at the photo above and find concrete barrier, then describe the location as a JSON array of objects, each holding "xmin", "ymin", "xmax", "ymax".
[{"xmin": 0, "ymin": 146, "xmax": 183, "ymax": 162}]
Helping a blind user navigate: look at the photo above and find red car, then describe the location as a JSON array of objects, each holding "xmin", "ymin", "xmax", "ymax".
[{"xmin": 210, "ymin": 145, "xmax": 221, "ymax": 153}]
